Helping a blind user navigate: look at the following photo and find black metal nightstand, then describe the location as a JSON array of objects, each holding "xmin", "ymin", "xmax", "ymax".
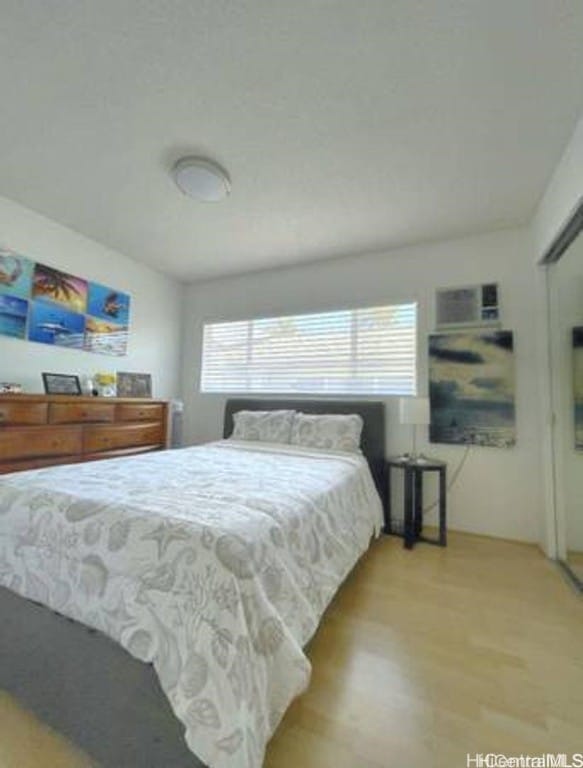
[{"xmin": 386, "ymin": 456, "xmax": 447, "ymax": 549}]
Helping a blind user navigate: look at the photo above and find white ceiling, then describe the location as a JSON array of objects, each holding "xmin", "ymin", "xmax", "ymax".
[{"xmin": 0, "ymin": 1, "xmax": 582, "ymax": 282}]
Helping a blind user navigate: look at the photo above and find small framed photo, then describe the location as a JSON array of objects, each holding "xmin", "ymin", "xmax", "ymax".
[
  {"xmin": 42, "ymin": 372, "xmax": 82, "ymax": 396},
  {"xmin": 116, "ymin": 372, "xmax": 152, "ymax": 398}
]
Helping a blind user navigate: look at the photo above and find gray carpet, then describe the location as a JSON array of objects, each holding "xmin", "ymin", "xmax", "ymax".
[{"xmin": 0, "ymin": 586, "xmax": 206, "ymax": 768}]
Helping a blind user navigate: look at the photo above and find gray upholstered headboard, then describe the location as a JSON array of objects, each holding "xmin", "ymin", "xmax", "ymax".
[{"xmin": 223, "ymin": 398, "xmax": 387, "ymax": 524}]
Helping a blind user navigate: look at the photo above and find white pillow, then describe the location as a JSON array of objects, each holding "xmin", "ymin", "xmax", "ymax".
[
  {"xmin": 231, "ymin": 409, "xmax": 295, "ymax": 444},
  {"xmin": 290, "ymin": 412, "xmax": 364, "ymax": 453}
]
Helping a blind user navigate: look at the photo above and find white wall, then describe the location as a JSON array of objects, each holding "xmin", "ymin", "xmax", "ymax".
[
  {"xmin": 0, "ymin": 196, "xmax": 183, "ymax": 398},
  {"xmin": 181, "ymin": 227, "xmax": 543, "ymax": 544},
  {"xmin": 534, "ymin": 113, "xmax": 583, "ymax": 259}
]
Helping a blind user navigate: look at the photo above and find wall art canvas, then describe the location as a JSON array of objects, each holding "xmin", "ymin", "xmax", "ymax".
[
  {"xmin": 85, "ymin": 318, "xmax": 128, "ymax": 356},
  {"xmin": 0, "ymin": 247, "xmax": 34, "ymax": 299},
  {"xmin": 28, "ymin": 300, "xmax": 86, "ymax": 349},
  {"xmin": 0, "ymin": 244, "xmax": 130, "ymax": 356},
  {"xmin": 32, "ymin": 263, "xmax": 88, "ymax": 314},
  {"xmin": 573, "ymin": 327, "xmax": 583, "ymax": 450},
  {"xmin": 0, "ymin": 295, "xmax": 28, "ymax": 339},
  {"xmin": 429, "ymin": 330, "xmax": 516, "ymax": 448},
  {"xmin": 87, "ymin": 282, "xmax": 130, "ymax": 326}
]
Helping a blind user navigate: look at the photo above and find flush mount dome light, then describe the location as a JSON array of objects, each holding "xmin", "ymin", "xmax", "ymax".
[{"xmin": 172, "ymin": 157, "xmax": 231, "ymax": 202}]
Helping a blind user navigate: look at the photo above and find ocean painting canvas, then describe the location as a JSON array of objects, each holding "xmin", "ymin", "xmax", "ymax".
[
  {"xmin": 85, "ymin": 317, "xmax": 128, "ymax": 356},
  {"xmin": 32, "ymin": 263, "xmax": 88, "ymax": 313},
  {"xmin": 87, "ymin": 282, "xmax": 130, "ymax": 326},
  {"xmin": 0, "ymin": 248, "xmax": 34, "ymax": 299},
  {"xmin": 28, "ymin": 301, "xmax": 85, "ymax": 349},
  {"xmin": 0, "ymin": 295, "xmax": 28, "ymax": 339},
  {"xmin": 429, "ymin": 330, "xmax": 516, "ymax": 448},
  {"xmin": 573, "ymin": 327, "xmax": 583, "ymax": 450}
]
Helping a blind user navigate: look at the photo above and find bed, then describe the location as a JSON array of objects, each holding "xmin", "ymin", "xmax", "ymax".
[{"xmin": 0, "ymin": 398, "xmax": 386, "ymax": 768}]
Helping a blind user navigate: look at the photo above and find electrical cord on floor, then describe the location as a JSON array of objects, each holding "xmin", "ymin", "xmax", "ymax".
[{"xmin": 422, "ymin": 444, "xmax": 472, "ymax": 515}]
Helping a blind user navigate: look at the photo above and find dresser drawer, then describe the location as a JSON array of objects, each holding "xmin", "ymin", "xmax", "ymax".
[
  {"xmin": 116, "ymin": 403, "xmax": 164, "ymax": 422},
  {"xmin": 0, "ymin": 402, "xmax": 48, "ymax": 426},
  {"xmin": 83, "ymin": 423, "xmax": 164, "ymax": 454},
  {"xmin": 49, "ymin": 402, "xmax": 115, "ymax": 424},
  {"xmin": 0, "ymin": 426, "xmax": 82, "ymax": 460}
]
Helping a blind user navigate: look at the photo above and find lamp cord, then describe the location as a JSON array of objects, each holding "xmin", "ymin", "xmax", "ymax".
[{"xmin": 422, "ymin": 444, "xmax": 471, "ymax": 514}]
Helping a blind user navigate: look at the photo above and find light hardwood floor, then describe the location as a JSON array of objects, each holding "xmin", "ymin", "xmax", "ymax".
[{"xmin": 1, "ymin": 533, "xmax": 581, "ymax": 768}]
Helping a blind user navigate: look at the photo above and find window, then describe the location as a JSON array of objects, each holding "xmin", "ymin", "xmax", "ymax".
[{"xmin": 200, "ymin": 302, "xmax": 417, "ymax": 396}]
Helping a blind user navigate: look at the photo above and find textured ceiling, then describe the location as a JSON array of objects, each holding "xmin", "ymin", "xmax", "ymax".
[{"xmin": 0, "ymin": 1, "xmax": 582, "ymax": 281}]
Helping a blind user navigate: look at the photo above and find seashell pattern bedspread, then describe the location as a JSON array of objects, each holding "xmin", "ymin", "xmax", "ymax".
[{"xmin": 0, "ymin": 440, "xmax": 383, "ymax": 768}]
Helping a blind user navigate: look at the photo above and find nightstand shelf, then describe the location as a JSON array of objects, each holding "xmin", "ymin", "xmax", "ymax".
[{"xmin": 386, "ymin": 456, "xmax": 447, "ymax": 549}]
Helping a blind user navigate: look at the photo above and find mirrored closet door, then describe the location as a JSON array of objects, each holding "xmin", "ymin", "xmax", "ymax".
[{"xmin": 547, "ymin": 222, "xmax": 583, "ymax": 588}]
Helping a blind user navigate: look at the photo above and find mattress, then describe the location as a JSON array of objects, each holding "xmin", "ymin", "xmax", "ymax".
[{"xmin": 0, "ymin": 440, "xmax": 383, "ymax": 768}]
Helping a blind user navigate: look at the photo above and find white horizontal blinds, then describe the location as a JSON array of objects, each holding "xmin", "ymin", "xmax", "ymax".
[
  {"xmin": 201, "ymin": 321, "xmax": 251, "ymax": 393},
  {"xmin": 200, "ymin": 302, "xmax": 417, "ymax": 395},
  {"xmin": 353, "ymin": 303, "xmax": 417, "ymax": 394}
]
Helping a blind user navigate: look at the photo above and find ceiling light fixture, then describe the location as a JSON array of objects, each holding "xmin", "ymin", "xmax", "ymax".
[{"xmin": 172, "ymin": 157, "xmax": 231, "ymax": 202}]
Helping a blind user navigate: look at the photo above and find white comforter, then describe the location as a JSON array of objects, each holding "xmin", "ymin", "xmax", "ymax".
[{"xmin": 0, "ymin": 440, "xmax": 383, "ymax": 768}]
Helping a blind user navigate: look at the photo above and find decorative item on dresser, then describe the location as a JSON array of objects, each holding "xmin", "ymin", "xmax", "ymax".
[
  {"xmin": 94, "ymin": 372, "xmax": 117, "ymax": 397},
  {"xmin": 0, "ymin": 382, "xmax": 22, "ymax": 394},
  {"xmin": 0, "ymin": 394, "xmax": 169, "ymax": 474}
]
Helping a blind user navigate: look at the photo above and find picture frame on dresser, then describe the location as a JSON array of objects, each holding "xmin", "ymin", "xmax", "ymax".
[
  {"xmin": 116, "ymin": 372, "xmax": 152, "ymax": 398},
  {"xmin": 42, "ymin": 372, "xmax": 82, "ymax": 396}
]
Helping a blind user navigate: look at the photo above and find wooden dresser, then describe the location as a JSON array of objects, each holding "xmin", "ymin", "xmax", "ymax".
[{"xmin": 0, "ymin": 394, "xmax": 169, "ymax": 474}]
